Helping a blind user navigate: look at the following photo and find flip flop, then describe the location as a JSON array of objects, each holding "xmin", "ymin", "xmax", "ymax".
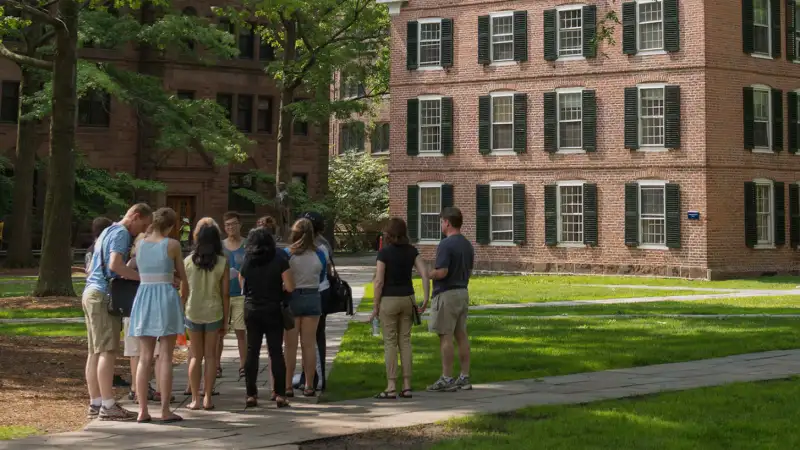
[
  {"xmin": 203, "ymin": 404, "xmax": 216, "ymax": 411},
  {"xmin": 374, "ymin": 391, "xmax": 397, "ymax": 400},
  {"xmin": 137, "ymin": 416, "xmax": 152, "ymax": 423},
  {"xmin": 399, "ymin": 389, "xmax": 413, "ymax": 398},
  {"xmin": 186, "ymin": 403, "xmax": 202, "ymax": 411},
  {"xmin": 160, "ymin": 414, "xmax": 183, "ymax": 424}
]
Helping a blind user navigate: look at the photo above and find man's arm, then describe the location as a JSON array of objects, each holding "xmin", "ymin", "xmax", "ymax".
[
  {"xmin": 108, "ymin": 252, "xmax": 140, "ymax": 281},
  {"xmin": 428, "ymin": 242, "xmax": 451, "ymax": 281},
  {"xmin": 429, "ymin": 267, "xmax": 448, "ymax": 281}
]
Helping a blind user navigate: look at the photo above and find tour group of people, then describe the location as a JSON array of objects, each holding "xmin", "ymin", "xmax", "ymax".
[{"xmin": 81, "ymin": 201, "xmax": 475, "ymax": 423}]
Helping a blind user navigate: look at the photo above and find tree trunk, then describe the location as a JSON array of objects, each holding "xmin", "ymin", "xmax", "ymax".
[
  {"xmin": 5, "ymin": 68, "xmax": 44, "ymax": 268},
  {"xmin": 35, "ymin": 1, "xmax": 79, "ymax": 297},
  {"xmin": 274, "ymin": 19, "xmax": 296, "ymax": 238}
]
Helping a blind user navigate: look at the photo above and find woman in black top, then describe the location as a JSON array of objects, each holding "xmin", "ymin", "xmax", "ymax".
[
  {"xmin": 368, "ymin": 218, "xmax": 430, "ymax": 399},
  {"xmin": 239, "ymin": 227, "xmax": 294, "ymax": 408}
]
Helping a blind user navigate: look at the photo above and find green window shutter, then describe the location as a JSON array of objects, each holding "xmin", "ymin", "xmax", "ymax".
[
  {"xmin": 790, "ymin": 183, "xmax": 800, "ymax": 247},
  {"xmin": 479, "ymin": 96, "xmax": 491, "ymax": 155},
  {"xmin": 665, "ymin": 85, "xmax": 681, "ymax": 149},
  {"xmin": 407, "ymin": 185, "xmax": 419, "ymax": 242},
  {"xmin": 441, "ymin": 97, "xmax": 454, "ymax": 155},
  {"xmin": 478, "ymin": 16, "xmax": 490, "ymax": 65},
  {"xmin": 744, "ymin": 182, "xmax": 757, "ymax": 248},
  {"xmin": 624, "ymin": 183, "xmax": 639, "ymax": 246},
  {"xmin": 583, "ymin": 183, "xmax": 598, "ymax": 246},
  {"xmin": 407, "ymin": 21, "xmax": 418, "ymax": 70},
  {"xmin": 742, "ymin": 0, "xmax": 754, "ymax": 54},
  {"xmin": 787, "ymin": 0, "xmax": 797, "ymax": 61},
  {"xmin": 513, "ymin": 11, "xmax": 528, "ymax": 62},
  {"xmin": 772, "ymin": 0, "xmax": 782, "ymax": 58},
  {"xmin": 544, "ymin": 184, "xmax": 558, "ymax": 246},
  {"xmin": 622, "ymin": 2, "xmax": 637, "ymax": 55},
  {"xmin": 476, "ymin": 185, "xmax": 491, "ymax": 245},
  {"xmin": 773, "ymin": 89, "xmax": 784, "ymax": 152},
  {"xmin": 665, "ymin": 183, "xmax": 681, "ymax": 249},
  {"xmin": 775, "ymin": 181, "xmax": 787, "ymax": 246},
  {"xmin": 441, "ymin": 184, "xmax": 454, "ymax": 209},
  {"xmin": 664, "ymin": 0, "xmax": 680, "ymax": 52},
  {"xmin": 543, "ymin": 92, "xmax": 557, "ymax": 152},
  {"xmin": 743, "ymin": 87, "xmax": 755, "ymax": 150},
  {"xmin": 441, "ymin": 18, "xmax": 454, "ymax": 68},
  {"xmin": 582, "ymin": 5, "xmax": 597, "ymax": 58},
  {"xmin": 582, "ymin": 90, "xmax": 597, "ymax": 152},
  {"xmin": 513, "ymin": 93, "xmax": 528, "ymax": 154},
  {"xmin": 543, "ymin": 9, "xmax": 557, "ymax": 61},
  {"xmin": 624, "ymin": 87, "xmax": 639, "ymax": 150},
  {"xmin": 789, "ymin": 91, "xmax": 799, "ymax": 153},
  {"xmin": 407, "ymin": 98, "xmax": 419, "ymax": 156},
  {"xmin": 512, "ymin": 184, "xmax": 526, "ymax": 244}
]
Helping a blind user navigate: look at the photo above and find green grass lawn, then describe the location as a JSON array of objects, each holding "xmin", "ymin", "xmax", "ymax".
[
  {"xmin": 0, "ymin": 282, "xmax": 85, "ymax": 298},
  {"xmin": 0, "ymin": 322, "xmax": 86, "ymax": 337},
  {"xmin": 324, "ymin": 316, "xmax": 800, "ymax": 402},
  {"xmin": 431, "ymin": 378, "xmax": 800, "ymax": 449},
  {"xmin": 477, "ymin": 274, "xmax": 800, "ymax": 290},
  {"xmin": 357, "ymin": 282, "xmax": 714, "ymax": 312},
  {"xmin": 475, "ymin": 295, "xmax": 800, "ymax": 317},
  {"xmin": 0, "ymin": 307, "xmax": 84, "ymax": 319},
  {"xmin": 0, "ymin": 426, "xmax": 41, "ymax": 441}
]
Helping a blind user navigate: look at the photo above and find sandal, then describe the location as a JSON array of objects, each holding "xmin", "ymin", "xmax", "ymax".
[
  {"xmin": 238, "ymin": 368, "xmax": 245, "ymax": 379},
  {"xmin": 270, "ymin": 391, "xmax": 277, "ymax": 401},
  {"xmin": 284, "ymin": 388, "xmax": 294, "ymax": 398},
  {"xmin": 160, "ymin": 414, "xmax": 183, "ymax": 424},
  {"xmin": 216, "ymin": 367, "xmax": 223, "ymax": 379},
  {"xmin": 245, "ymin": 396, "xmax": 258, "ymax": 407},
  {"xmin": 374, "ymin": 391, "xmax": 397, "ymax": 399},
  {"xmin": 399, "ymin": 389, "xmax": 413, "ymax": 399},
  {"xmin": 302, "ymin": 388, "xmax": 316, "ymax": 397}
]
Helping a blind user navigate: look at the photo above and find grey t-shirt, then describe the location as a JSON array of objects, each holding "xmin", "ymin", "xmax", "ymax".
[{"xmin": 433, "ymin": 234, "xmax": 474, "ymax": 297}]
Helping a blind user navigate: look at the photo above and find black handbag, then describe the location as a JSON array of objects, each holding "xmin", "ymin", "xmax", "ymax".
[
  {"xmin": 325, "ymin": 260, "xmax": 353, "ymax": 316},
  {"xmin": 99, "ymin": 237, "xmax": 140, "ymax": 317},
  {"xmin": 409, "ymin": 296, "xmax": 422, "ymax": 326}
]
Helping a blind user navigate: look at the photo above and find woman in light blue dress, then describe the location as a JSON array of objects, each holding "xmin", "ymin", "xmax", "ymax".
[{"xmin": 128, "ymin": 207, "xmax": 189, "ymax": 423}]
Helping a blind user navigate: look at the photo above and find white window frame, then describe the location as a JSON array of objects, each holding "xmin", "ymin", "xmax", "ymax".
[
  {"xmin": 637, "ymin": 180, "xmax": 668, "ymax": 250},
  {"xmin": 417, "ymin": 18, "xmax": 444, "ymax": 71},
  {"xmin": 754, "ymin": 178, "xmax": 775, "ymax": 248},
  {"xmin": 418, "ymin": 181, "xmax": 444, "ymax": 244},
  {"xmin": 635, "ymin": 0, "xmax": 666, "ymax": 56},
  {"xmin": 752, "ymin": 0, "xmax": 772, "ymax": 59},
  {"xmin": 490, "ymin": 91, "xmax": 515, "ymax": 155},
  {"xmin": 417, "ymin": 94, "xmax": 444, "ymax": 157},
  {"xmin": 751, "ymin": 84, "xmax": 773, "ymax": 153},
  {"xmin": 556, "ymin": 87, "xmax": 585, "ymax": 153},
  {"xmin": 489, "ymin": 11, "xmax": 515, "ymax": 64},
  {"xmin": 556, "ymin": 180, "xmax": 586, "ymax": 248},
  {"xmin": 489, "ymin": 181, "xmax": 515, "ymax": 245},
  {"xmin": 637, "ymin": 82, "xmax": 667, "ymax": 152},
  {"xmin": 556, "ymin": 4, "xmax": 585, "ymax": 61}
]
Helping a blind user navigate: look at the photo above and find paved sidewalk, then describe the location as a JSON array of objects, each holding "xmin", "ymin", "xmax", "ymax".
[{"xmin": 4, "ymin": 349, "xmax": 800, "ymax": 449}]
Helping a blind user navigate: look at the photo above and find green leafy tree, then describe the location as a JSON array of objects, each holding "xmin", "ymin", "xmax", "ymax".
[
  {"xmin": 328, "ymin": 150, "xmax": 387, "ymax": 250},
  {"xmin": 0, "ymin": 1, "xmax": 251, "ymax": 295}
]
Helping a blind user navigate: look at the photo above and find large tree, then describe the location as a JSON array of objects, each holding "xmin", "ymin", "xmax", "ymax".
[{"xmin": 0, "ymin": 1, "xmax": 251, "ymax": 295}]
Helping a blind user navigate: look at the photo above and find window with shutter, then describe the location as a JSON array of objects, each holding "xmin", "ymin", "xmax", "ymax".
[
  {"xmin": 752, "ymin": 179, "xmax": 775, "ymax": 247},
  {"xmin": 441, "ymin": 19, "xmax": 454, "ymax": 68},
  {"xmin": 513, "ymin": 184, "xmax": 526, "ymax": 244},
  {"xmin": 543, "ymin": 9, "xmax": 558, "ymax": 61},
  {"xmin": 789, "ymin": 91, "xmax": 799, "ymax": 153},
  {"xmin": 479, "ymin": 95, "xmax": 491, "ymax": 155},
  {"xmin": 407, "ymin": 98, "xmax": 419, "ymax": 155},
  {"xmin": 416, "ymin": 18, "xmax": 444, "ymax": 69},
  {"xmin": 478, "ymin": 15, "xmax": 491, "ymax": 64},
  {"xmin": 622, "ymin": 2, "xmax": 638, "ymax": 54},
  {"xmin": 513, "ymin": 11, "xmax": 528, "ymax": 61},
  {"xmin": 664, "ymin": 85, "xmax": 681, "ymax": 149},
  {"xmin": 513, "ymin": 93, "xmax": 528, "ymax": 153},
  {"xmin": 624, "ymin": 183, "xmax": 639, "ymax": 246},
  {"xmin": 582, "ymin": 90, "xmax": 597, "ymax": 152},
  {"xmin": 749, "ymin": 85, "xmax": 773, "ymax": 151},
  {"xmin": 544, "ymin": 184, "xmax": 558, "ymax": 246},
  {"xmin": 489, "ymin": 183, "xmax": 514, "ymax": 242},
  {"xmin": 557, "ymin": 5, "xmax": 583, "ymax": 58},
  {"xmin": 744, "ymin": 181, "xmax": 758, "ymax": 248},
  {"xmin": 441, "ymin": 97, "xmax": 454, "ymax": 155},
  {"xmin": 773, "ymin": 89, "xmax": 784, "ymax": 152},
  {"xmin": 638, "ymin": 182, "xmax": 667, "ymax": 248},
  {"xmin": 543, "ymin": 92, "xmax": 558, "ymax": 152},
  {"xmin": 418, "ymin": 183, "xmax": 443, "ymax": 241},
  {"xmin": 791, "ymin": 0, "xmax": 800, "ymax": 60},
  {"xmin": 407, "ymin": 185, "xmax": 420, "ymax": 242},
  {"xmin": 790, "ymin": 183, "xmax": 800, "ymax": 247},
  {"xmin": 637, "ymin": 84, "xmax": 666, "ymax": 149},
  {"xmin": 556, "ymin": 88, "xmax": 584, "ymax": 152},
  {"xmin": 407, "ymin": 21, "xmax": 419, "ymax": 70},
  {"xmin": 476, "ymin": 185, "xmax": 491, "ymax": 244},
  {"xmin": 490, "ymin": 12, "xmax": 514, "ymax": 62},
  {"xmin": 665, "ymin": 183, "xmax": 681, "ymax": 248},
  {"xmin": 556, "ymin": 181, "xmax": 586, "ymax": 246},
  {"xmin": 624, "ymin": 87, "xmax": 639, "ymax": 149},
  {"xmin": 410, "ymin": 96, "xmax": 446, "ymax": 155},
  {"xmin": 583, "ymin": 5, "xmax": 598, "ymax": 58},
  {"xmin": 747, "ymin": 0, "xmax": 772, "ymax": 55}
]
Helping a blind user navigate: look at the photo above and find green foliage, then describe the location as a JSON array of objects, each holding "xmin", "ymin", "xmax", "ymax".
[
  {"xmin": 230, "ymin": 169, "xmax": 328, "ymax": 216},
  {"xmin": 328, "ymin": 150, "xmax": 388, "ymax": 232},
  {"xmin": 287, "ymin": 179, "xmax": 329, "ymax": 217}
]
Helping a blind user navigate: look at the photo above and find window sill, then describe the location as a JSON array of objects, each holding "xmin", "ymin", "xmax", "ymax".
[
  {"xmin": 489, "ymin": 61, "xmax": 517, "ymax": 67},
  {"xmin": 557, "ymin": 243, "xmax": 586, "ymax": 249},
  {"xmin": 556, "ymin": 55, "xmax": 586, "ymax": 62},
  {"xmin": 636, "ymin": 147, "xmax": 669, "ymax": 153},
  {"xmin": 417, "ymin": 240, "xmax": 440, "ymax": 246},
  {"xmin": 417, "ymin": 152, "xmax": 445, "ymax": 157},
  {"xmin": 371, "ymin": 151, "xmax": 390, "ymax": 156},
  {"xmin": 637, "ymin": 245, "xmax": 668, "ymax": 251},
  {"xmin": 489, "ymin": 241, "xmax": 516, "ymax": 247},
  {"xmin": 556, "ymin": 149, "xmax": 586, "ymax": 155},
  {"xmin": 751, "ymin": 53, "xmax": 773, "ymax": 60},
  {"xmin": 754, "ymin": 244, "xmax": 776, "ymax": 250},
  {"xmin": 417, "ymin": 65, "xmax": 444, "ymax": 71},
  {"xmin": 489, "ymin": 150, "xmax": 518, "ymax": 156},
  {"xmin": 752, "ymin": 147, "xmax": 775, "ymax": 154}
]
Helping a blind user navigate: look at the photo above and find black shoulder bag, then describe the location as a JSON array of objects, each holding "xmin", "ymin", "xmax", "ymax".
[
  {"xmin": 325, "ymin": 257, "xmax": 354, "ymax": 316},
  {"xmin": 100, "ymin": 235, "xmax": 140, "ymax": 317}
]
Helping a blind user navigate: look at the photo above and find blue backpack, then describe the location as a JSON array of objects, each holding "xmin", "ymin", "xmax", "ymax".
[{"xmin": 283, "ymin": 248, "xmax": 327, "ymax": 283}]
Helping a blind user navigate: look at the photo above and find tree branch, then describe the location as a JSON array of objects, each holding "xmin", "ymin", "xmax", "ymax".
[
  {"xmin": 0, "ymin": 41, "xmax": 52, "ymax": 68},
  {"xmin": 2, "ymin": 0, "xmax": 64, "ymax": 29},
  {"xmin": 32, "ymin": 28, "xmax": 55, "ymax": 49}
]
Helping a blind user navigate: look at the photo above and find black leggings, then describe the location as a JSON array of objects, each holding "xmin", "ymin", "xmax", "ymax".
[{"xmin": 244, "ymin": 307, "xmax": 285, "ymax": 397}]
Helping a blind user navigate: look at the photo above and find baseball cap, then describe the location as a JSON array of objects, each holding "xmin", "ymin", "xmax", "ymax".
[{"xmin": 302, "ymin": 211, "xmax": 325, "ymax": 233}]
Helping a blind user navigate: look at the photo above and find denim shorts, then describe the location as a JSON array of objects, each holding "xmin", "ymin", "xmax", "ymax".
[
  {"xmin": 290, "ymin": 288, "xmax": 322, "ymax": 317},
  {"xmin": 185, "ymin": 318, "xmax": 224, "ymax": 332}
]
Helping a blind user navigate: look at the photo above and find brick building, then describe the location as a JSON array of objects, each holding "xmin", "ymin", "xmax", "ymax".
[
  {"xmin": 0, "ymin": 1, "xmax": 328, "ymax": 243},
  {"xmin": 329, "ymin": 72, "xmax": 391, "ymax": 157},
  {"xmin": 378, "ymin": 0, "xmax": 800, "ymax": 279}
]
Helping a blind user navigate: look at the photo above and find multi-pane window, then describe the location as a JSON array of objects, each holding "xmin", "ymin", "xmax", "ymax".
[
  {"xmin": 228, "ymin": 173, "xmax": 256, "ymax": 214},
  {"xmin": 216, "ymin": 93, "xmax": 233, "ymax": 120},
  {"xmin": 637, "ymin": 0, "xmax": 664, "ymax": 51},
  {"xmin": 753, "ymin": 88, "xmax": 771, "ymax": 148},
  {"xmin": 558, "ymin": 92, "xmax": 582, "ymax": 149},
  {"xmin": 490, "ymin": 186, "xmax": 513, "ymax": 241},
  {"xmin": 796, "ymin": 1, "xmax": 800, "ymax": 59},
  {"xmin": 419, "ymin": 186, "xmax": 441, "ymax": 240},
  {"xmin": 239, "ymin": 24, "xmax": 255, "ymax": 59},
  {"xmin": 257, "ymin": 97, "xmax": 272, "ymax": 133},
  {"xmin": 340, "ymin": 123, "xmax": 365, "ymax": 153},
  {"xmin": 558, "ymin": 8, "xmax": 582, "ymax": 57},
  {"xmin": 639, "ymin": 87, "xmax": 665, "ymax": 147},
  {"xmin": 420, "ymin": 99, "xmax": 441, "ymax": 153},
  {"xmin": 755, "ymin": 182, "xmax": 773, "ymax": 244},
  {"xmin": 78, "ymin": 90, "xmax": 110, "ymax": 127},
  {"xmin": 237, "ymin": 95, "xmax": 253, "ymax": 132},
  {"xmin": 639, "ymin": 184, "xmax": 666, "ymax": 245},
  {"xmin": 0, "ymin": 81, "xmax": 19, "ymax": 123},
  {"xmin": 371, "ymin": 123, "xmax": 390, "ymax": 154},
  {"xmin": 340, "ymin": 74, "xmax": 361, "ymax": 99},
  {"xmin": 753, "ymin": 0, "xmax": 770, "ymax": 54},
  {"xmin": 558, "ymin": 184, "xmax": 584, "ymax": 244},
  {"xmin": 491, "ymin": 14, "xmax": 514, "ymax": 61},
  {"xmin": 419, "ymin": 21, "xmax": 442, "ymax": 67},
  {"xmin": 176, "ymin": 90, "xmax": 194, "ymax": 101},
  {"xmin": 259, "ymin": 38, "xmax": 275, "ymax": 61},
  {"xmin": 491, "ymin": 95, "xmax": 513, "ymax": 151}
]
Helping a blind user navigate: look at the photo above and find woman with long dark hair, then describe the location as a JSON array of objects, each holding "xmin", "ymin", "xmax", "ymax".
[
  {"xmin": 181, "ymin": 218, "xmax": 230, "ymax": 410},
  {"xmin": 240, "ymin": 227, "xmax": 294, "ymax": 408}
]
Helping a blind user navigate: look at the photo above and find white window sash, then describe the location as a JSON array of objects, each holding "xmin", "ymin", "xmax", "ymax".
[
  {"xmin": 638, "ymin": 87, "xmax": 665, "ymax": 147},
  {"xmin": 557, "ymin": 92, "xmax": 583, "ymax": 150},
  {"xmin": 418, "ymin": 20, "xmax": 442, "ymax": 66},
  {"xmin": 557, "ymin": 8, "xmax": 583, "ymax": 57},
  {"xmin": 636, "ymin": 0, "xmax": 664, "ymax": 51},
  {"xmin": 638, "ymin": 185, "xmax": 666, "ymax": 245},
  {"xmin": 753, "ymin": 88, "xmax": 772, "ymax": 149},
  {"xmin": 755, "ymin": 182, "xmax": 773, "ymax": 245},
  {"xmin": 490, "ymin": 14, "xmax": 514, "ymax": 62},
  {"xmin": 491, "ymin": 95, "xmax": 514, "ymax": 151},
  {"xmin": 489, "ymin": 186, "xmax": 514, "ymax": 241},
  {"xmin": 418, "ymin": 99, "xmax": 442, "ymax": 154},
  {"xmin": 557, "ymin": 184, "xmax": 585, "ymax": 244},
  {"xmin": 418, "ymin": 186, "xmax": 442, "ymax": 241}
]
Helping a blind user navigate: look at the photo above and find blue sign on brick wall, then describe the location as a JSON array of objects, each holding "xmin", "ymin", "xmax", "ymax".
[{"xmin": 687, "ymin": 211, "xmax": 700, "ymax": 220}]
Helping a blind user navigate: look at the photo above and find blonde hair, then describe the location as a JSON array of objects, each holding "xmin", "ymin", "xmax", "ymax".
[
  {"xmin": 193, "ymin": 217, "xmax": 220, "ymax": 240},
  {"xmin": 289, "ymin": 218, "xmax": 316, "ymax": 255},
  {"xmin": 125, "ymin": 203, "xmax": 153, "ymax": 219},
  {"xmin": 147, "ymin": 207, "xmax": 177, "ymax": 235}
]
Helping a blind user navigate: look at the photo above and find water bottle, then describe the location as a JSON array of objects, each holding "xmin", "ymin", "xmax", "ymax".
[{"xmin": 371, "ymin": 317, "xmax": 380, "ymax": 337}]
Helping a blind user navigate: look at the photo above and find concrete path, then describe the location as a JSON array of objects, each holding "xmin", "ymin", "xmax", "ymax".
[{"xmin": 5, "ymin": 349, "xmax": 800, "ymax": 449}]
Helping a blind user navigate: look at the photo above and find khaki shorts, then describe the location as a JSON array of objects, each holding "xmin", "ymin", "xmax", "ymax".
[
  {"xmin": 82, "ymin": 288, "xmax": 122, "ymax": 354},
  {"xmin": 123, "ymin": 318, "xmax": 159, "ymax": 358},
  {"xmin": 229, "ymin": 296, "xmax": 245, "ymax": 331},
  {"xmin": 428, "ymin": 289, "xmax": 469, "ymax": 336}
]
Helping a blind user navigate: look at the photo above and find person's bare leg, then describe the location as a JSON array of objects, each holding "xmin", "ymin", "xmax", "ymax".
[
  {"xmin": 284, "ymin": 326, "xmax": 300, "ymax": 391},
  {"xmin": 454, "ymin": 328, "xmax": 471, "ymax": 376},
  {"xmin": 128, "ymin": 356, "xmax": 139, "ymax": 398},
  {"xmin": 136, "ymin": 337, "xmax": 157, "ymax": 421},
  {"xmin": 158, "ymin": 336, "xmax": 178, "ymax": 419},
  {"xmin": 235, "ymin": 330, "xmax": 246, "ymax": 372},
  {"xmin": 217, "ymin": 333, "xmax": 224, "ymax": 373},
  {"xmin": 203, "ymin": 330, "xmax": 218, "ymax": 408},
  {"xmin": 97, "ymin": 350, "xmax": 117, "ymax": 402},
  {"xmin": 439, "ymin": 334, "xmax": 455, "ymax": 378},
  {"xmin": 85, "ymin": 353, "xmax": 100, "ymax": 400},
  {"xmin": 299, "ymin": 317, "xmax": 320, "ymax": 392},
  {"xmin": 187, "ymin": 330, "xmax": 204, "ymax": 409}
]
